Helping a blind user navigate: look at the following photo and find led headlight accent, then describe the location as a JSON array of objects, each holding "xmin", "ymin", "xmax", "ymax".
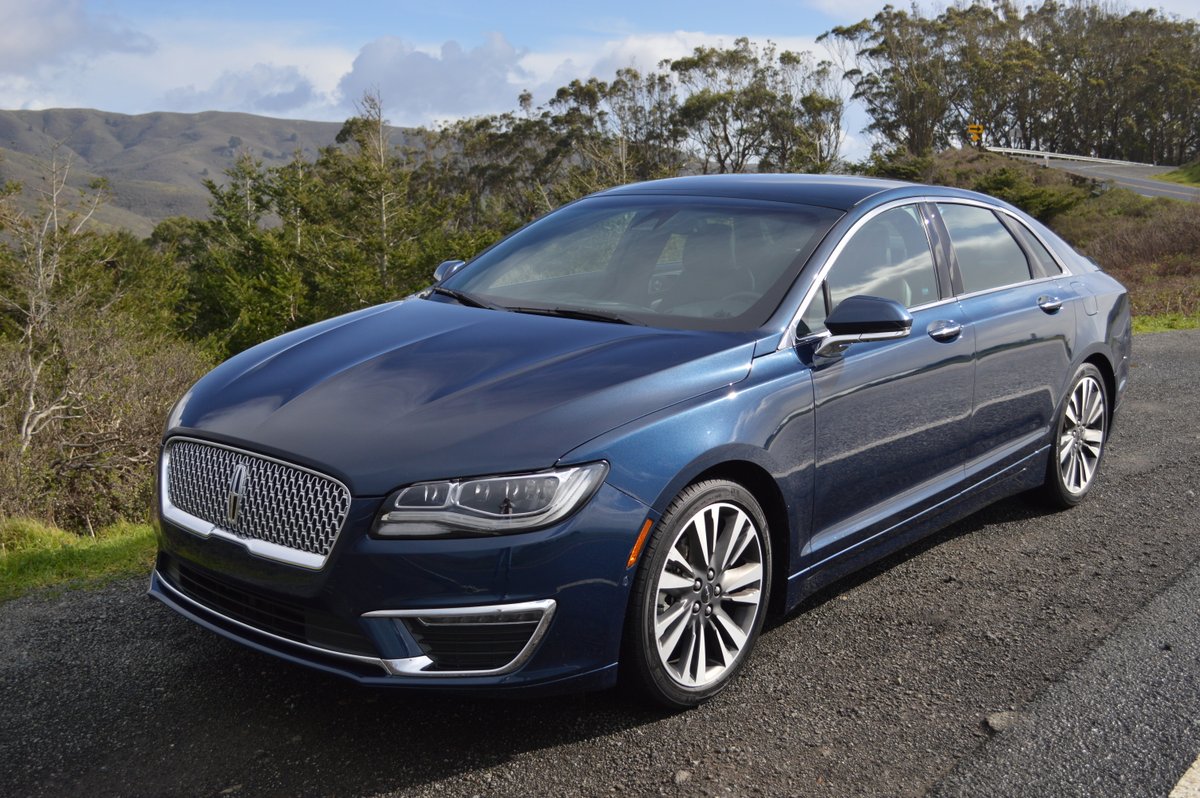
[{"xmin": 373, "ymin": 462, "xmax": 608, "ymax": 537}]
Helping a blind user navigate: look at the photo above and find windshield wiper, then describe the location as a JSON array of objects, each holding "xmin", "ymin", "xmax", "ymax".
[
  {"xmin": 507, "ymin": 306, "xmax": 641, "ymax": 326},
  {"xmin": 426, "ymin": 285, "xmax": 506, "ymax": 311}
]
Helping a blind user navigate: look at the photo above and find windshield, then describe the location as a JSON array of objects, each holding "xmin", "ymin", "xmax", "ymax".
[{"xmin": 440, "ymin": 195, "xmax": 842, "ymax": 331}]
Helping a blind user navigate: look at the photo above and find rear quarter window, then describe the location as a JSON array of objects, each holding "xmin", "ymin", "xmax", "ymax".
[{"xmin": 1012, "ymin": 222, "xmax": 1065, "ymax": 276}]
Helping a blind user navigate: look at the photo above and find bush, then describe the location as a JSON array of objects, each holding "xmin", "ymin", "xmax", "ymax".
[
  {"xmin": 0, "ymin": 158, "xmax": 214, "ymax": 533},
  {"xmin": 1053, "ymin": 189, "xmax": 1200, "ymax": 319}
]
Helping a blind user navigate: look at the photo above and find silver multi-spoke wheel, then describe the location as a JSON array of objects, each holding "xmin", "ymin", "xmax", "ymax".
[
  {"xmin": 652, "ymin": 500, "xmax": 764, "ymax": 689},
  {"xmin": 1058, "ymin": 373, "xmax": 1106, "ymax": 495},
  {"xmin": 1042, "ymin": 363, "xmax": 1109, "ymax": 509},
  {"xmin": 626, "ymin": 480, "xmax": 772, "ymax": 707}
]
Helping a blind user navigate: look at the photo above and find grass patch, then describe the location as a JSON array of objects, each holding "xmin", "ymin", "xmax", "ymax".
[
  {"xmin": 1155, "ymin": 160, "xmax": 1200, "ymax": 188},
  {"xmin": 1132, "ymin": 313, "xmax": 1200, "ymax": 334},
  {"xmin": 0, "ymin": 517, "xmax": 156, "ymax": 603}
]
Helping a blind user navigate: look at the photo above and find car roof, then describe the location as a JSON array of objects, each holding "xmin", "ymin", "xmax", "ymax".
[{"xmin": 596, "ymin": 173, "xmax": 916, "ymax": 211}]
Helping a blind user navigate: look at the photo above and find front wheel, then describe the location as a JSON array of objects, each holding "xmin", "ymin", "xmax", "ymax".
[
  {"xmin": 1041, "ymin": 363, "xmax": 1108, "ymax": 508},
  {"xmin": 623, "ymin": 480, "xmax": 771, "ymax": 708}
]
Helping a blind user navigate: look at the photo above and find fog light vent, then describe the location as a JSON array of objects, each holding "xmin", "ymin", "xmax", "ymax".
[{"xmin": 365, "ymin": 600, "xmax": 556, "ymax": 674}]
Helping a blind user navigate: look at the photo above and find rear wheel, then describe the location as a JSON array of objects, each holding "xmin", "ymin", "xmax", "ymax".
[
  {"xmin": 623, "ymin": 480, "xmax": 771, "ymax": 708},
  {"xmin": 1042, "ymin": 363, "xmax": 1108, "ymax": 508}
]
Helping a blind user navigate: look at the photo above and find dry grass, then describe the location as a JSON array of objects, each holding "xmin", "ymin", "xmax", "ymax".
[{"xmin": 1052, "ymin": 189, "xmax": 1200, "ymax": 319}]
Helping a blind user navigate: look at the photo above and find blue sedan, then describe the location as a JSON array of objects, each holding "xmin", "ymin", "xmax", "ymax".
[{"xmin": 151, "ymin": 174, "xmax": 1130, "ymax": 707}]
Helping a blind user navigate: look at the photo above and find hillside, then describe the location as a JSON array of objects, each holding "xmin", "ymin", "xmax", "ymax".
[{"xmin": 0, "ymin": 109, "xmax": 372, "ymax": 236}]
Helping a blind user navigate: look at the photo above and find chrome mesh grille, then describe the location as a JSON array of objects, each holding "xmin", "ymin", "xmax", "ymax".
[{"xmin": 164, "ymin": 439, "xmax": 351, "ymax": 559}]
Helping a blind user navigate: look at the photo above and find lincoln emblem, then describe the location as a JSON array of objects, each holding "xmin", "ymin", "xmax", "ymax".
[{"xmin": 226, "ymin": 463, "xmax": 249, "ymax": 525}]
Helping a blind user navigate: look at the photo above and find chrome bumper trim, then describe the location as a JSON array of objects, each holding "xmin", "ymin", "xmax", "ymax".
[{"xmin": 153, "ymin": 568, "xmax": 555, "ymax": 678}]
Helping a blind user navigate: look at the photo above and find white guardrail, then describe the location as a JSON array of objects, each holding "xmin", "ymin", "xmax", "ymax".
[{"xmin": 986, "ymin": 147, "xmax": 1151, "ymax": 167}]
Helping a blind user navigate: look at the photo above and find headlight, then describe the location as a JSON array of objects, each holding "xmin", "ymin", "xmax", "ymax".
[{"xmin": 372, "ymin": 462, "xmax": 608, "ymax": 538}]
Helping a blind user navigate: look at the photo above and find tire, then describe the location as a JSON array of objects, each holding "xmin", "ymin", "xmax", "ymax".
[
  {"xmin": 1041, "ymin": 363, "xmax": 1108, "ymax": 509},
  {"xmin": 623, "ymin": 480, "xmax": 772, "ymax": 709}
]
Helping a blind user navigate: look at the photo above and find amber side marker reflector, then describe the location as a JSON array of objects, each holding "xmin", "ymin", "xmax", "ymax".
[{"xmin": 627, "ymin": 519, "xmax": 655, "ymax": 568}]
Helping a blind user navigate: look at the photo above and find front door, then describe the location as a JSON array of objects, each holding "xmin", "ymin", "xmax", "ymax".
[{"xmin": 798, "ymin": 204, "xmax": 974, "ymax": 569}]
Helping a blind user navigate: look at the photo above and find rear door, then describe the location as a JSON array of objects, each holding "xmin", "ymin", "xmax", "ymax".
[{"xmin": 932, "ymin": 202, "xmax": 1075, "ymax": 476}]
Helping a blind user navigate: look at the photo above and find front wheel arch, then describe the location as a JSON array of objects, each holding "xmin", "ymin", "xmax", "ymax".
[{"xmin": 686, "ymin": 462, "xmax": 791, "ymax": 617}]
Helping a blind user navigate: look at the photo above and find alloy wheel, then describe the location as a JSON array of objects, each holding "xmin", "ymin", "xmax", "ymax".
[
  {"xmin": 1058, "ymin": 373, "xmax": 1106, "ymax": 495},
  {"xmin": 651, "ymin": 501, "xmax": 765, "ymax": 688}
]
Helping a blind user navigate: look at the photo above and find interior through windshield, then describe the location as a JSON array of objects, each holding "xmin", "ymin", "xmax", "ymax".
[{"xmin": 440, "ymin": 195, "xmax": 842, "ymax": 331}]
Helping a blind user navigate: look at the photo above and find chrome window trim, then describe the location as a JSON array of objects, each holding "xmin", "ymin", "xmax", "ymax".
[
  {"xmin": 159, "ymin": 436, "xmax": 351, "ymax": 571},
  {"xmin": 780, "ymin": 196, "xmax": 1070, "ymax": 351},
  {"xmin": 779, "ymin": 197, "xmax": 940, "ymax": 351},
  {"xmin": 362, "ymin": 599, "xmax": 557, "ymax": 677},
  {"xmin": 155, "ymin": 568, "xmax": 557, "ymax": 678},
  {"xmin": 952, "ymin": 273, "xmax": 1061, "ymax": 303}
]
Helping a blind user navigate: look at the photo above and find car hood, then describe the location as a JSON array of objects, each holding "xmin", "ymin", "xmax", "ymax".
[{"xmin": 173, "ymin": 298, "xmax": 755, "ymax": 495}]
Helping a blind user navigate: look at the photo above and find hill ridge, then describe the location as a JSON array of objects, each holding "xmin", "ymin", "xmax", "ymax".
[{"xmin": 0, "ymin": 108, "xmax": 367, "ymax": 236}]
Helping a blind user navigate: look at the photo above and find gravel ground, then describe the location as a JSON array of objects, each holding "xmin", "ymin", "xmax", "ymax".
[{"xmin": 1, "ymin": 329, "xmax": 1197, "ymax": 798}]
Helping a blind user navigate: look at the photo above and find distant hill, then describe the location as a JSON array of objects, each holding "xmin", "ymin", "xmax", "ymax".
[{"xmin": 0, "ymin": 109, "xmax": 372, "ymax": 237}]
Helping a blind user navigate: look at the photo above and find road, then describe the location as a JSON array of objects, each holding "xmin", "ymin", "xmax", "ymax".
[
  {"xmin": 1000, "ymin": 153, "xmax": 1200, "ymax": 201},
  {"xmin": 1055, "ymin": 162, "xmax": 1200, "ymax": 201},
  {"xmin": 2, "ymin": 329, "xmax": 1198, "ymax": 798}
]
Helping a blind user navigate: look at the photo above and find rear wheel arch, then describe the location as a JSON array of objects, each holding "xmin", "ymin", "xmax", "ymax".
[{"xmin": 1083, "ymin": 352, "xmax": 1117, "ymax": 429}]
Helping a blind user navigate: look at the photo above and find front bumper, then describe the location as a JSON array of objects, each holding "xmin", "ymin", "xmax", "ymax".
[{"xmin": 151, "ymin": 482, "xmax": 651, "ymax": 693}]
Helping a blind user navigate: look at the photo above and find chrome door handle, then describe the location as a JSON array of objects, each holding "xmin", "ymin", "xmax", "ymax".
[
  {"xmin": 1038, "ymin": 295, "xmax": 1063, "ymax": 313},
  {"xmin": 927, "ymin": 320, "xmax": 963, "ymax": 341}
]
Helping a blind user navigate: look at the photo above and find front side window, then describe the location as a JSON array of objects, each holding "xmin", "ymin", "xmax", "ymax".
[
  {"xmin": 937, "ymin": 203, "xmax": 1032, "ymax": 293},
  {"xmin": 800, "ymin": 205, "xmax": 939, "ymax": 333}
]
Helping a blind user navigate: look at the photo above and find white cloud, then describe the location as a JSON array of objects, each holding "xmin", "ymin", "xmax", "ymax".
[
  {"xmin": 161, "ymin": 64, "xmax": 317, "ymax": 115},
  {"xmin": 0, "ymin": 0, "xmax": 154, "ymax": 74},
  {"xmin": 6, "ymin": 17, "xmax": 356, "ymax": 120},
  {"xmin": 328, "ymin": 29, "xmax": 833, "ymax": 127},
  {"xmin": 801, "ymin": 0, "xmax": 892, "ymax": 21},
  {"xmin": 336, "ymin": 33, "xmax": 531, "ymax": 124},
  {"xmin": 522, "ymin": 31, "xmax": 825, "ymax": 87}
]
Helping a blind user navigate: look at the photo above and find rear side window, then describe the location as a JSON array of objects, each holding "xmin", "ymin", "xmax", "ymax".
[{"xmin": 937, "ymin": 204, "xmax": 1032, "ymax": 293}]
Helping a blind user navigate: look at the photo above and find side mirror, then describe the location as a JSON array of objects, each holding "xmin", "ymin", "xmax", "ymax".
[
  {"xmin": 432, "ymin": 259, "xmax": 466, "ymax": 283},
  {"xmin": 813, "ymin": 295, "xmax": 912, "ymax": 358}
]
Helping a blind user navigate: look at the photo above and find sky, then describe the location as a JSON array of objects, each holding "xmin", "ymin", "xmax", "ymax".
[{"xmin": 1, "ymin": 0, "xmax": 1196, "ymax": 160}]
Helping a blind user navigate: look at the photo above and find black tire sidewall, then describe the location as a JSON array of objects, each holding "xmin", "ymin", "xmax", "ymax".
[{"xmin": 624, "ymin": 479, "xmax": 772, "ymax": 709}]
